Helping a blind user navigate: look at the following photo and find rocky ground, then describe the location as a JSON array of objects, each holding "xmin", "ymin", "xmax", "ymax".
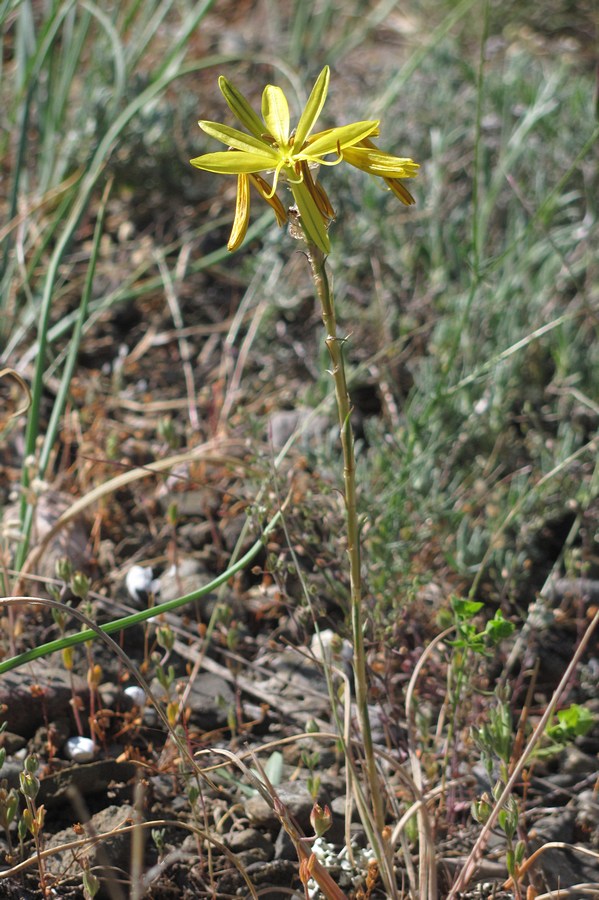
[{"xmin": 1, "ymin": 0, "xmax": 598, "ymax": 897}]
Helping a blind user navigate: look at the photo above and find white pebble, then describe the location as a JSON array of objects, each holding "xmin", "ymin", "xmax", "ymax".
[
  {"xmin": 123, "ymin": 686, "xmax": 146, "ymax": 707},
  {"xmin": 126, "ymin": 565, "xmax": 155, "ymax": 605},
  {"xmin": 64, "ymin": 736, "xmax": 96, "ymax": 762},
  {"xmin": 311, "ymin": 629, "xmax": 353, "ymax": 664}
]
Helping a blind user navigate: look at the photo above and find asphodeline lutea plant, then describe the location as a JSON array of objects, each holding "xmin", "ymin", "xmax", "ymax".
[
  {"xmin": 190, "ymin": 65, "xmax": 419, "ymax": 252},
  {"xmin": 191, "ymin": 66, "xmax": 421, "ymax": 897}
]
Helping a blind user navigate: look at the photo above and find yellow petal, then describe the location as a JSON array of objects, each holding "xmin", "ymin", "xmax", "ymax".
[
  {"xmin": 294, "ymin": 66, "xmax": 329, "ymax": 149},
  {"xmin": 301, "ymin": 121, "xmax": 379, "ymax": 160},
  {"xmin": 261, "ymin": 84, "xmax": 290, "ymax": 147},
  {"xmin": 228, "ymin": 174, "xmax": 250, "ymax": 251},
  {"xmin": 218, "ymin": 76, "xmax": 264, "ymax": 138},
  {"xmin": 199, "ymin": 121, "xmax": 278, "ymax": 158},
  {"xmin": 190, "ymin": 150, "xmax": 279, "ymax": 174},
  {"xmin": 342, "ymin": 144, "xmax": 419, "ymax": 178}
]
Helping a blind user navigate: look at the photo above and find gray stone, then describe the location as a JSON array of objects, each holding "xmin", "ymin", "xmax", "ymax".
[
  {"xmin": 0, "ymin": 665, "xmax": 88, "ymax": 738},
  {"xmin": 576, "ymin": 790, "xmax": 599, "ymax": 845},
  {"xmin": 186, "ymin": 672, "xmax": 235, "ymax": 731},
  {"xmin": 98, "ymin": 681, "xmax": 121, "ymax": 710},
  {"xmin": 154, "ymin": 557, "xmax": 222, "ymax": 621},
  {"xmin": 157, "ymin": 557, "xmax": 209, "ymax": 602},
  {"xmin": 544, "ymin": 578, "xmax": 599, "ymax": 604},
  {"xmin": 220, "ymin": 513, "xmax": 250, "ymax": 553},
  {"xmin": 0, "ymin": 731, "xmax": 27, "ymax": 755},
  {"xmin": 252, "ymin": 649, "xmax": 331, "ymax": 719},
  {"xmin": 0, "ymin": 757, "xmax": 23, "ymax": 791},
  {"xmin": 3, "ymin": 490, "xmax": 90, "ymax": 586},
  {"xmin": 45, "ymin": 803, "xmax": 134, "ymax": 888},
  {"xmin": 215, "ymin": 858, "xmax": 297, "ymax": 894},
  {"xmin": 159, "ymin": 488, "xmax": 220, "ymax": 519},
  {"xmin": 224, "ymin": 827, "xmax": 274, "ymax": 860},
  {"xmin": 274, "ymin": 824, "xmax": 296, "ymax": 860},
  {"xmin": 526, "ymin": 807, "xmax": 599, "ymax": 890},
  {"xmin": 562, "ymin": 745, "xmax": 598, "ymax": 775},
  {"xmin": 178, "ymin": 520, "xmax": 213, "ymax": 548},
  {"xmin": 268, "ymin": 408, "xmax": 330, "ymax": 451},
  {"xmin": 245, "ymin": 780, "xmax": 314, "ymax": 830},
  {"xmin": 38, "ymin": 760, "xmax": 138, "ymax": 809}
]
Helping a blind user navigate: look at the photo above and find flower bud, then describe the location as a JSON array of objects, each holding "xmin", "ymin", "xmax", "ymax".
[
  {"xmin": 19, "ymin": 771, "xmax": 40, "ymax": 801},
  {"xmin": 310, "ymin": 802, "xmax": 333, "ymax": 837},
  {"xmin": 87, "ymin": 664, "xmax": 103, "ymax": 688},
  {"xmin": 24, "ymin": 754, "xmax": 39, "ymax": 775},
  {"xmin": 471, "ymin": 792, "xmax": 492, "ymax": 824},
  {"xmin": 55, "ymin": 557, "xmax": 72, "ymax": 582},
  {"xmin": 71, "ymin": 572, "xmax": 90, "ymax": 601},
  {"xmin": 157, "ymin": 625, "xmax": 175, "ymax": 653}
]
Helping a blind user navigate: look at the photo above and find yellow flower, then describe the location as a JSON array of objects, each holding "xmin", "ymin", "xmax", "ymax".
[{"xmin": 190, "ymin": 66, "xmax": 419, "ymax": 253}]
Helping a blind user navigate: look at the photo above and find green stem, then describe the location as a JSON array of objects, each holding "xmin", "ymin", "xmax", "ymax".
[
  {"xmin": 0, "ymin": 510, "xmax": 282, "ymax": 675},
  {"xmin": 306, "ymin": 244, "xmax": 385, "ymax": 834}
]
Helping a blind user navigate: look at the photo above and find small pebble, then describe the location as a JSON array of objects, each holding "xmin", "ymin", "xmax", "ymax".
[
  {"xmin": 64, "ymin": 736, "xmax": 96, "ymax": 762},
  {"xmin": 310, "ymin": 629, "xmax": 353, "ymax": 664},
  {"xmin": 125, "ymin": 565, "xmax": 159, "ymax": 606},
  {"xmin": 123, "ymin": 686, "xmax": 146, "ymax": 707},
  {"xmin": 142, "ymin": 706, "xmax": 158, "ymax": 727}
]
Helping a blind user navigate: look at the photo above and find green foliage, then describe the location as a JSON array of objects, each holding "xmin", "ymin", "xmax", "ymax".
[
  {"xmin": 473, "ymin": 689, "xmax": 513, "ymax": 775},
  {"xmin": 1, "ymin": 0, "xmax": 226, "ymax": 571},
  {"xmin": 449, "ymin": 596, "xmax": 515, "ymax": 656},
  {"xmin": 538, "ymin": 703, "xmax": 595, "ymax": 757},
  {"xmin": 547, "ymin": 703, "xmax": 594, "ymax": 742},
  {"xmin": 339, "ymin": 29, "xmax": 599, "ymax": 619},
  {"xmin": 82, "ymin": 866, "xmax": 101, "ymax": 900}
]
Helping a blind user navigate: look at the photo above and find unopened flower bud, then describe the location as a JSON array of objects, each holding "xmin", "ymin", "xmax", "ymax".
[
  {"xmin": 55, "ymin": 557, "xmax": 72, "ymax": 582},
  {"xmin": 310, "ymin": 802, "xmax": 333, "ymax": 837},
  {"xmin": 471, "ymin": 792, "xmax": 492, "ymax": 824},
  {"xmin": 19, "ymin": 771, "xmax": 40, "ymax": 801},
  {"xmin": 71, "ymin": 571, "xmax": 90, "ymax": 601},
  {"xmin": 87, "ymin": 664, "xmax": 102, "ymax": 688},
  {"xmin": 157, "ymin": 625, "xmax": 175, "ymax": 653},
  {"xmin": 24, "ymin": 754, "xmax": 39, "ymax": 775}
]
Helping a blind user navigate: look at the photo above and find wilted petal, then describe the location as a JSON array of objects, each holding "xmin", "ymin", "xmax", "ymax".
[
  {"xmin": 384, "ymin": 177, "xmax": 416, "ymax": 206},
  {"xmin": 228, "ymin": 174, "xmax": 250, "ymax": 251},
  {"xmin": 342, "ymin": 144, "xmax": 419, "ymax": 178},
  {"xmin": 249, "ymin": 174, "xmax": 288, "ymax": 227},
  {"xmin": 299, "ymin": 161, "xmax": 336, "ymax": 222}
]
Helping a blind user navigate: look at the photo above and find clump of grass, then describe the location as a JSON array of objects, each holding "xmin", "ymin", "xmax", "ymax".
[{"xmin": 346, "ymin": 28, "xmax": 599, "ymax": 623}]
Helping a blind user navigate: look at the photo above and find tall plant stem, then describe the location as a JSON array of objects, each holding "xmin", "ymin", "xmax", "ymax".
[{"xmin": 306, "ymin": 244, "xmax": 385, "ymax": 835}]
